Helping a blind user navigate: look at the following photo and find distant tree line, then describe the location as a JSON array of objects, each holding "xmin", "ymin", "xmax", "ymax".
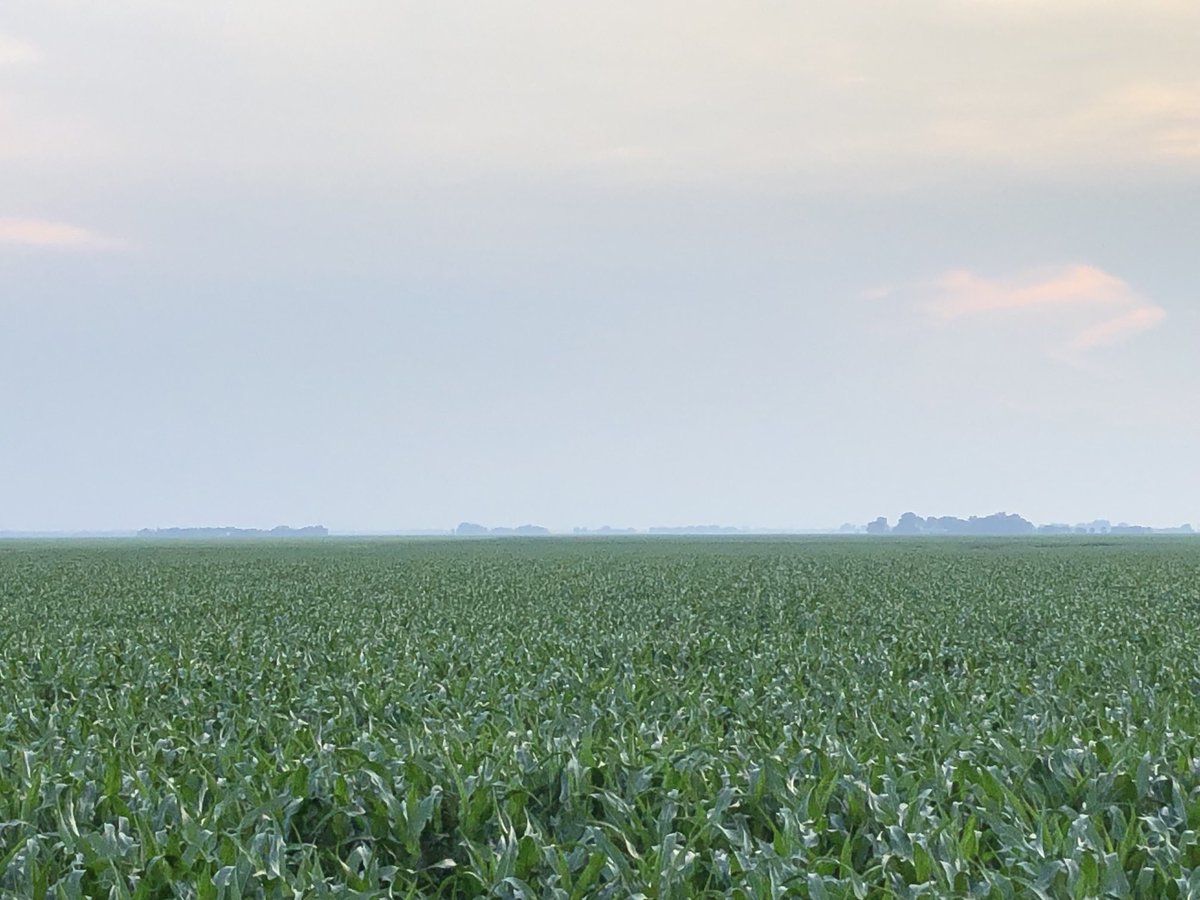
[
  {"xmin": 647, "ymin": 525, "xmax": 742, "ymax": 535},
  {"xmin": 864, "ymin": 513, "xmax": 1194, "ymax": 536},
  {"xmin": 137, "ymin": 525, "xmax": 329, "ymax": 539},
  {"xmin": 867, "ymin": 513, "xmax": 1037, "ymax": 535},
  {"xmin": 454, "ymin": 523, "xmax": 550, "ymax": 536}
]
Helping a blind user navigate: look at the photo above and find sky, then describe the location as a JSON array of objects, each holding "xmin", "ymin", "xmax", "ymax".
[{"xmin": 2, "ymin": 1, "xmax": 1198, "ymax": 532}]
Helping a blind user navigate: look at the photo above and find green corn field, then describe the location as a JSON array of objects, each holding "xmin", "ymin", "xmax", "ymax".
[{"xmin": 2, "ymin": 537, "xmax": 1200, "ymax": 898}]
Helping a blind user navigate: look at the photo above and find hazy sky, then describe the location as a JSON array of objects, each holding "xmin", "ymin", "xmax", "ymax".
[{"xmin": 2, "ymin": 1, "xmax": 1198, "ymax": 531}]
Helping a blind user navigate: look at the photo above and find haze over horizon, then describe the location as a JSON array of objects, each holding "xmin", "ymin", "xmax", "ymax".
[{"xmin": 3, "ymin": 2, "xmax": 1198, "ymax": 533}]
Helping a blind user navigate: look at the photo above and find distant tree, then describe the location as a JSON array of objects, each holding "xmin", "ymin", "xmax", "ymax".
[
  {"xmin": 967, "ymin": 513, "xmax": 1035, "ymax": 535},
  {"xmin": 893, "ymin": 512, "xmax": 925, "ymax": 535},
  {"xmin": 866, "ymin": 516, "xmax": 890, "ymax": 535}
]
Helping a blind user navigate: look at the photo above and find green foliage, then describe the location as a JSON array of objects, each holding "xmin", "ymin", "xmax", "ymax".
[{"xmin": 2, "ymin": 537, "xmax": 1200, "ymax": 897}]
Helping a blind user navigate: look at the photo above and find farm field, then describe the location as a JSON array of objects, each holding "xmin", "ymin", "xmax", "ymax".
[{"xmin": 2, "ymin": 538, "xmax": 1200, "ymax": 898}]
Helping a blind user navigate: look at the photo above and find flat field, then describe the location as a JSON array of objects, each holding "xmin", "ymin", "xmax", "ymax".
[{"xmin": 2, "ymin": 537, "xmax": 1200, "ymax": 898}]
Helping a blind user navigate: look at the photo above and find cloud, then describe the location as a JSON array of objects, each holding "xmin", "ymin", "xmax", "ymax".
[
  {"xmin": 859, "ymin": 285, "xmax": 895, "ymax": 302},
  {"xmin": 1088, "ymin": 83, "xmax": 1200, "ymax": 162},
  {"xmin": 4, "ymin": 5, "xmax": 1200, "ymax": 189},
  {"xmin": 926, "ymin": 265, "xmax": 1135, "ymax": 318},
  {"xmin": 0, "ymin": 218, "xmax": 127, "ymax": 250},
  {"xmin": 1070, "ymin": 306, "xmax": 1168, "ymax": 351},
  {"xmin": 917, "ymin": 263, "xmax": 1166, "ymax": 356},
  {"xmin": 0, "ymin": 34, "xmax": 38, "ymax": 65}
]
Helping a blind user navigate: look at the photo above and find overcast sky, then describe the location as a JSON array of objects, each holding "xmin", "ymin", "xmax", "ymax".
[{"xmin": 2, "ymin": 1, "xmax": 1198, "ymax": 532}]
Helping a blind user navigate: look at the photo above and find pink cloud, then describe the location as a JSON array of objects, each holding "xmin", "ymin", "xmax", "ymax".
[
  {"xmin": 0, "ymin": 218, "xmax": 126, "ymax": 250},
  {"xmin": 927, "ymin": 265, "xmax": 1134, "ymax": 318},
  {"xmin": 1070, "ymin": 306, "xmax": 1168, "ymax": 351},
  {"xmin": 914, "ymin": 263, "xmax": 1166, "ymax": 357}
]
